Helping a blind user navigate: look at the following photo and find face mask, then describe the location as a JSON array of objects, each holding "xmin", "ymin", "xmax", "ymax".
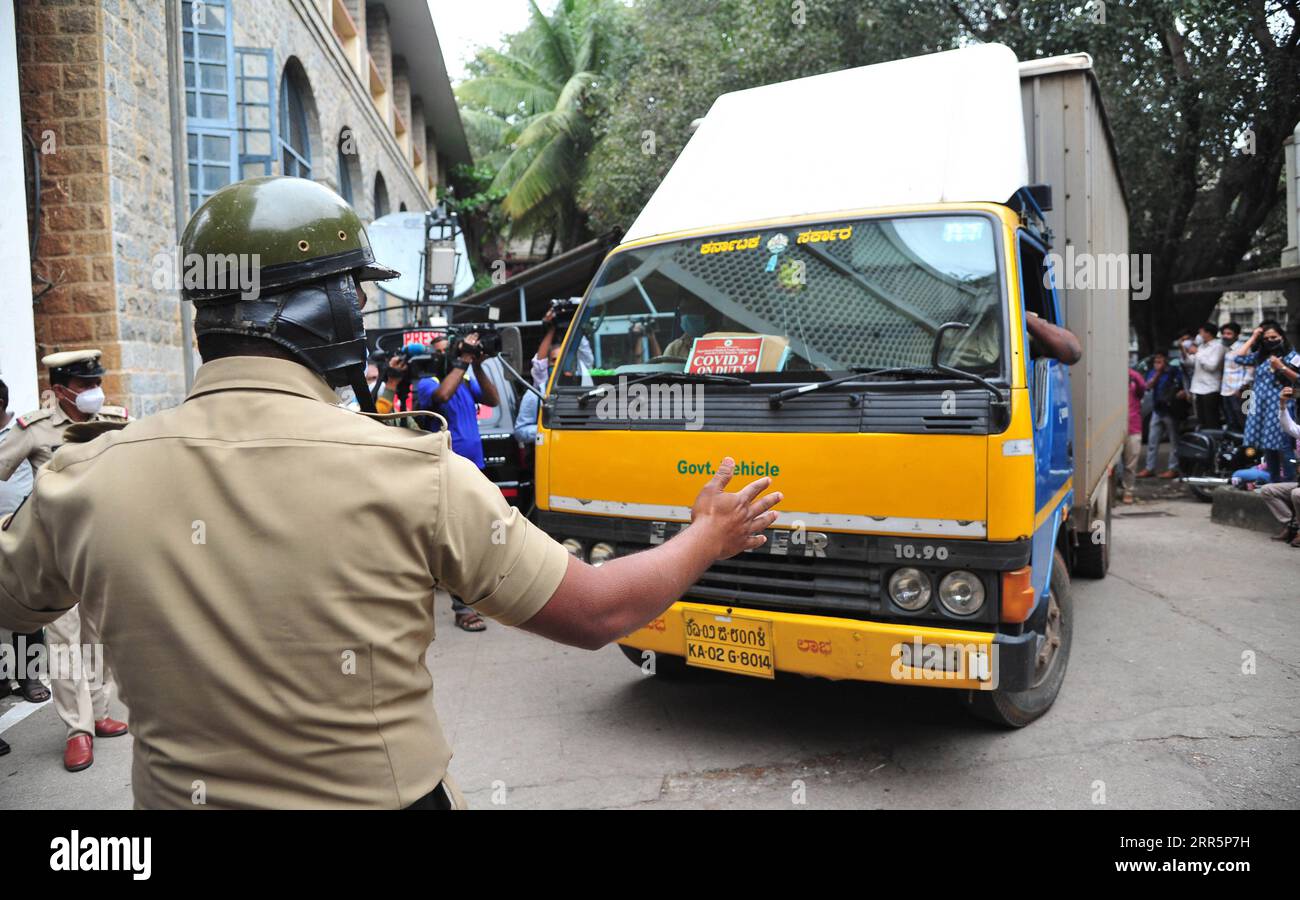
[
  {"xmin": 1262, "ymin": 338, "xmax": 1282, "ymax": 353},
  {"xmin": 1194, "ymin": 334, "xmax": 1204, "ymax": 346},
  {"xmin": 1222, "ymin": 336, "xmax": 1235, "ymax": 346},
  {"xmin": 73, "ymin": 386, "xmax": 105, "ymax": 415},
  {"xmin": 680, "ymin": 314, "xmax": 709, "ymax": 337}
]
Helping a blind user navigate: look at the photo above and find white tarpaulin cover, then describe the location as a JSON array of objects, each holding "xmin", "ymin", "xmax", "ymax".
[{"xmin": 623, "ymin": 43, "xmax": 1029, "ymax": 244}]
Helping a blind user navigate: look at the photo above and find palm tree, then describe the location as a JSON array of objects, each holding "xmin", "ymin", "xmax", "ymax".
[{"xmin": 456, "ymin": 0, "xmax": 623, "ymax": 254}]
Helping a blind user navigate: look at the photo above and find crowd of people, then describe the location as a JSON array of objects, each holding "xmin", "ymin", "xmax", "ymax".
[{"xmin": 1119, "ymin": 319, "xmax": 1300, "ymax": 547}]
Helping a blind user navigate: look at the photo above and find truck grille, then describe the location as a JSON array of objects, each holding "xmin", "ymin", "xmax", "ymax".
[{"xmin": 680, "ymin": 550, "xmax": 883, "ymax": 616}]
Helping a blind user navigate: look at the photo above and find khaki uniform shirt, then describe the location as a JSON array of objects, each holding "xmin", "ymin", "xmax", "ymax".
[
  {"xmin": 0, "ymin": 402, "xmax": 129, "ymax": 481},
  {"xmin": 0, "ymin": 357, "xmax": 569, "ymax": 809}
]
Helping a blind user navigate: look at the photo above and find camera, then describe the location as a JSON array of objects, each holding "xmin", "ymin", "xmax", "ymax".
[
  {"xmin": 447, "ymin": 323, "xmax": 502, "ymax": 362},
  {"xmin": 549, "ymin": 298, "xmax": 580, "ymax": 334}
]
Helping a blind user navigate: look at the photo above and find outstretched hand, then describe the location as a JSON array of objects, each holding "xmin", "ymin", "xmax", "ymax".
[{"xmin": 690, "ymin": 457, "xmax": 782, "ymax": 559}]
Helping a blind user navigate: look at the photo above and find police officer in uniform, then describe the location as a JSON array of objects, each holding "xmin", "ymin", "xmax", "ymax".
[
  {"xmin": 0, "ymin": 350, "xmax": 129, "ymax": 480},
  {"xmin": 0, "ymin": 350, "xmax": 130, "ymax": 771},
  {"xmin": 0, "ymin": 176, "xmax": 781, "ymax": 809},
  {"xmin": 0, "ymin": 377, "xmax": 48, "ymax": 711}
]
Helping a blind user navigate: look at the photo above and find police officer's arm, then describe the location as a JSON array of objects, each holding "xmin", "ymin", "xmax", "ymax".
[
  {"xmin": 0, "ymin": 426, "xmax": 35, "ymax": 481},
  {"xmin": 523, "ymin": 459, "xmax": 780, "ymax": 650},
  {"xmin": 432, "ymin": 456, "xmax": 780, "ymax": 651},
  {"xmin": 0, "ymin": 487, "xmax": 80, "ymax": 631},
  {"xmin": 1026, "ymin": 314, "xmax": 1082, "ymax": 365}
]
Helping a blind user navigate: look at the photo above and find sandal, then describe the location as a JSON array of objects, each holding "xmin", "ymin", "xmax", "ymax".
[
  {"xmin": 454, "ymin": 610, "xmax": 487, "ymax": 633},
  {"xmin": 19, "ymin": 679, "xmax": 50, "ymax": 704}
]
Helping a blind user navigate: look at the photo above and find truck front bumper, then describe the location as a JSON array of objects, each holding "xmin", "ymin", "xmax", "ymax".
[{"xmin": 619, "ymin": 602, "xmax": 1039, "ymax": 692}]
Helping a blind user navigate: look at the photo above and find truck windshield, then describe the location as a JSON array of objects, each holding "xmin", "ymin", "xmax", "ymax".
[{"xmin": 555, "ymin": 213, "xmax": 1004, "ymax": 387}]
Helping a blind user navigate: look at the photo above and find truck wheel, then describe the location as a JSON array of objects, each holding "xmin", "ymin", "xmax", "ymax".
[
  {"xmin": 1072, "ymin": 481, "xmax": 1110, "ymax": 579},
  {"xmin": 617, "ymin": 644, "xmax": 698, "ymax": 680},
  {"xmin": 962, "ymin": 550, "xmax": 1072, "ymax": 728}
]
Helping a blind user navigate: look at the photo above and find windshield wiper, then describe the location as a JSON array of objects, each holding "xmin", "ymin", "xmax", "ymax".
[
  {"xmin": 767, "ymin": 366, "xmax": 938, "ymax": 408},
  {"xmin": 578, "ymin": 370, "xmax": 749, "ymax": 406}
]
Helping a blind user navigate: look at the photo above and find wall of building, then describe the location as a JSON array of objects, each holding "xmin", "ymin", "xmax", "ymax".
[
  {"xmin": 232, "ymin": 1, "xmax": 428, "ymax": 220},
  {"xmin": 103, "ymin": 0, "xmax": 186, "ymax": 415},
  {"xmin": 16, "ymin": 0, "xmax": 449, "ymax": 413},
  {"xmin": 17, "ymin": 0, "xmax": 122, "ymax": 408}
]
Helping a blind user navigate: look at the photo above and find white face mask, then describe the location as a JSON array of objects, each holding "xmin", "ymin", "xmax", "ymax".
[{"xmin": 73, "ymin": 386, "xmax": 105, "ymax": 415}]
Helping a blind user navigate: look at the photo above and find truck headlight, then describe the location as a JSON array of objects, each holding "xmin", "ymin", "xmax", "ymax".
[
  {"xmin": 561, "ymin": 538, "xmax": 584, "ymax": 558},
  {"xmin": 938, "ymin": 570, "xmax": 985, "ymax": 616},
  {"xmin": 588, "ymin": 542, "xmax": 616, "ymax": 567},
  {"xmin": 888, "ymin": 567, "xmax": 931, "ymax": 611}
]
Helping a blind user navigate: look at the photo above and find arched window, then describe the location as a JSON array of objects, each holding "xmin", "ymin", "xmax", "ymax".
[
  {"xmin": 373, "ymin": 172, "xmax": 390, "ymax": 219},
  {"xmin": 336, "ymin": 128, "xmax": 359, "ymax": 204},
  {"xmin": 399, "ymin": 202, "xmax": 407, "ymax": 212},
  {"xmin": 278, "ymin": 63, "xmax": 313, "ymax": 178}
]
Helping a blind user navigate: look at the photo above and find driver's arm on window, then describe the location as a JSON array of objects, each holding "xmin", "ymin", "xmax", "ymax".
[{"xmin": 1026, "ymin": 312, "xmax": 1082, "ymax": 365}]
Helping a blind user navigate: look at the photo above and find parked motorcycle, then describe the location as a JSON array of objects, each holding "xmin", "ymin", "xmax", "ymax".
[{"xmin": 1176, "ymin": 428, "xmax": 1252, "ymax": 502}]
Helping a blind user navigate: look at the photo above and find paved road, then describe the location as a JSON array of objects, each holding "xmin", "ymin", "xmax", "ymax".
[{"xmin": 3, "ymin": 488, "xmax": 1297, "ymax": 809}]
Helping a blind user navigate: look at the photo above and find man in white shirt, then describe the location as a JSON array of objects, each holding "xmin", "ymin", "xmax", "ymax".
[
  {"xmin": 1181, "ymin": 322, "xmax": 1226, "ymax": 429},
  {"xmin": 1218, "ymin": 321, "xmax": 1253, "ymax": 431}
]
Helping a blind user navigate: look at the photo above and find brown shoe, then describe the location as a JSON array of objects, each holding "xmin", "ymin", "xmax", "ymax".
[
  {"xmin": 94, "ymin": 717, "xmax": 128, "ymax": 738},
  {"xmin": 1271, "ymin": 524, "xmax": 1298, "ymax": 541},
  {"xmin": 1122, "ymin": 491, "xmax": 1135, "ymax": 504},
  {"xmin": 63, "ymin": 734, "xmax": 93, "ymax": 772},
  {"xmin": 1157, "ymin": 469, "xmax": 1180, "ymax": 479},
  {"xmin": 1290, "ymin": 534, "xmax": 1300, "ymax": 549},
  {"xmin": 1135, "ymin": 469, "xmax": 1154, "ymax": 478}
]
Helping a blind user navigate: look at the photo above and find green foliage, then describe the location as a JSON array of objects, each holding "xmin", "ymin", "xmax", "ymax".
[
  {"xmin": 468, "ymin": 1, "xmax": 1298, "ymax": 344},
  {"xmin": 575, "ymin": 0, "xmax": 1298, "ymax": 349},
  {"xmin": 577, "ymin": 0, "xmax": 959, "ymax": 233},
  {"xmin": 456, "ymin": 0, "xmax": 633, "ymax": 250}
]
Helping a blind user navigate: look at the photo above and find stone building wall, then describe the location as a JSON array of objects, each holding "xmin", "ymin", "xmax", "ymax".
[
  {"xmin": 17, "ymin": 0, "xmax": 121, "ymax": 406},
  {"xmin": 19, "ymin": 0, "xmax": 442, "ymax": 413},
  {"xmin": 103, "ymin": 0, "xmax": 185, "ymax": 414},
  {"xmin": 232, "ymin": 0, "xmax": 427, "ymax": 222}
]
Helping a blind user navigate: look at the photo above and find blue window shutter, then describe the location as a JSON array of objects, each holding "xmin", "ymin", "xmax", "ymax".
[
  {"xmin": 181, "ymin": 0, "xmax": 236, "ymax": 210},
  {"xmin": 236, "ymin": 47, "xmax": 277, "ymax": 179}
]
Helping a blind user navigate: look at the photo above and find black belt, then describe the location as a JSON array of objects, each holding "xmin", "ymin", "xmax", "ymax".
[{"xmin": 404, "ymin": 781, "xmax": 453, "ymax": 810}]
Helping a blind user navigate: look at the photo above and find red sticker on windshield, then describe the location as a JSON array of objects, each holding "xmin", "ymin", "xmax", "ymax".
[{"xmin": 687, "ymin": 337, "xmax": 766, "ymax": 374}]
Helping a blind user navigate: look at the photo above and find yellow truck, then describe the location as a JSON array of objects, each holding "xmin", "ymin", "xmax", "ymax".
[{"xmin": 534, "ymin": 45, "xmax": 1129, "ymax": 726}]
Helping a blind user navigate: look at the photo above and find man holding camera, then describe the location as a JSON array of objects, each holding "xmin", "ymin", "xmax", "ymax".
[{"xmin": 416, "ymin": 332, "xmax": 500, "ymax": 632}]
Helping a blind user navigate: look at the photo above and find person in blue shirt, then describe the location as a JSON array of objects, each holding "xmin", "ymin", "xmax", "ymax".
[
  {"xmin": 415, "ymin": 332, "xmax": 500, "ymax": 631},
  {"xmin": 514, "ymin": 344, "xmax": 560, "ymax": 446}
]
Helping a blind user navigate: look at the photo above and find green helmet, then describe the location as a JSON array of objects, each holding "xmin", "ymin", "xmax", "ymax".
[
  {"xmin": 181, "ymin": 176, "xmax": 399, "ymax": 411},
  {"xmin": 180, "ymin": 176, "xmax": 397, "ymax": 303}
]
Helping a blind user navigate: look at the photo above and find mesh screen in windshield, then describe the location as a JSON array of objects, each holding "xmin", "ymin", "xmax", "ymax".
[{"xmin": 557, "ymin": 214, "xmax": 1003, "ymax": 384}]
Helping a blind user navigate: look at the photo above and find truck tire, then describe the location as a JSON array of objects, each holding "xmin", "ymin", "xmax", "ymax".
[
  {"xmin": 617, "ymin": 644, "xmax": 698, "ymax": 680},
  {"xmin": 1072, "ymin": 479, "xmax": 1110, "ymax": 579},
  {"xmin": 961, "ymin": 549, "xmax": 1072, "ymax": 728}
]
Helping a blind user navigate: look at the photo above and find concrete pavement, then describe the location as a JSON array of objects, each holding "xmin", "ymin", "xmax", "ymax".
[{"xmin": 2, "ymin": 489, "xmax": 1297, "ymax": 809}]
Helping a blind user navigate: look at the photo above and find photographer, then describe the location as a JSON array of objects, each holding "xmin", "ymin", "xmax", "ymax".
[
  {"xmin": 533, "ymin": 300, "xmax": 592, "ymax": 389},
  {"xmin": 415, "ymin": 332, "xmax": 501, "ymax": 632}
]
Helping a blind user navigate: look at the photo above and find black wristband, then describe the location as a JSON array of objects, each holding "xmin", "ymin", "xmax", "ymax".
[{"xmin": 452, "ymin": 359, "xmax": 470, "ymax": 371}]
